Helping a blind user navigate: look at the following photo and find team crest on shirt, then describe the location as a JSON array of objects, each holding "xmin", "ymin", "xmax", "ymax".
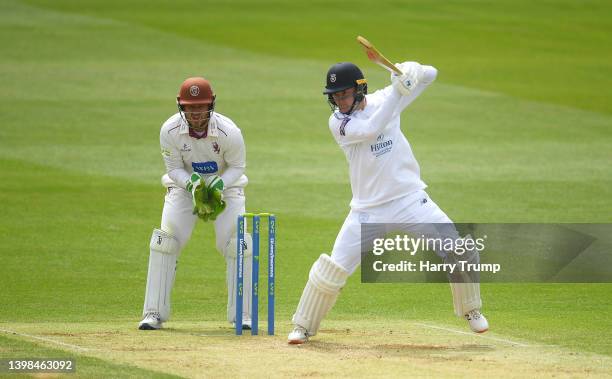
[
  {"xmin": 181, "ymin": 143, "xmax": 191, "ymax": 152},
  {"xmin": 212, "ymin": 142, "xmax": 220, "ymax": 154}
]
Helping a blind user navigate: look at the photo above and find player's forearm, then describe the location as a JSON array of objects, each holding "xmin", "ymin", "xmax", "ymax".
[
  {"xmin": 221, "ymin": 166, "xmax": 244, "ymax": 188},
  {"xmin": 168, "ymin": 168, "xmax": 191, "ymax": 190}
]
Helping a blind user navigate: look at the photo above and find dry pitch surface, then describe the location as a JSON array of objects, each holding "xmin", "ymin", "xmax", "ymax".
[{"xmin": 1, "ymin": 320, "xmax": 610, "ymax": 378}]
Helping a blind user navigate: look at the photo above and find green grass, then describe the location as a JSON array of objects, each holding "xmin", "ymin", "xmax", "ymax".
[
  {"xmin": 21, "ymin": 0, "xmax": 612, "ymax": 114},
  {"xmin": 0, "ymin": 334, "xmax": 181, "ymax": 378},
  {"xmin": 0, "ymin": 0, "xmax": 611, "ymax": 374}
]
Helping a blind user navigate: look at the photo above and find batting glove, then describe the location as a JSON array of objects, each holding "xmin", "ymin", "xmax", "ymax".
[{"xmin": 391, "ymin": 61, "xmax": 424, "ymax": 96}]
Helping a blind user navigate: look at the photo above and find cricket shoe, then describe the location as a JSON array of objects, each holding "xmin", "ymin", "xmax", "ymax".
[
  {"xmin": 465, "ymin": 309, "xmax": 488, "ymax": 333},
  {"xmin": 232, "ymin": 318, "xmax": 252, "ymax": 330},
  {"xmin": 287, "ymin": 325, "xmax": 309, "ymax": 344},
  {"xmin": 139, "ymin": 312, "xmax": 163, "ymax": 330}
]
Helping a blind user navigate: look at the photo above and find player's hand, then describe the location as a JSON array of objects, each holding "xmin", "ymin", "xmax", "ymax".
[
  {"xmin": 204, "ymin": 175, "xmax": 226, "ymax": 221},
  {"xmin": 205, "ymin": 175, "xmax": 225, "ymax": 206},
  {"xmin": 207, "ymin": 198, "xmax": 227, "ymax": 221},
  {"xmin": 204, "ymin": 175, "xmax": 224, "ymax": 195},
  {"xmin": 186, "ymin": 173, "xmax": 214, "ymax": 219},
  {"xmin": 391, "ymin": 61, "xmax": 423, "ymax": 96}
]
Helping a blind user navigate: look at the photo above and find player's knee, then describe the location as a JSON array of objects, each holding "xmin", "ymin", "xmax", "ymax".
[
  {"xmin": 150, "ymin": 228, "xmax": 181, "ymax": 256},
  {"xmin": 309, "ymin": 254, "xmax": 350, "ymax": 294},
  {"xmin": 222, "ymin": 233, "xmax": 252, "ymax": 259}
]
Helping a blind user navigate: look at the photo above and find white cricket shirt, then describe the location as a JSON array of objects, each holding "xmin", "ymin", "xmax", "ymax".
[
  {"xmin": 159, "ymin": 112, "xmax": 248, "ymax": 189},
  {"xmin": 328, "ymin": 66, "xmax": 438, "ymax": 210}
]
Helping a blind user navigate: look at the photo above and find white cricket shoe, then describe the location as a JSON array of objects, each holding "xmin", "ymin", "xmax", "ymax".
[
  {"xmin": 465, "ymin": 309, "xmax": 489, "ymax": 333},
  {"xmin": 139, "ymin": 312, "xmax": 163, "ymax": 330},
  {"xmin": 232, "ymin": 317, "xmax": 252, "ymax": 330},
  {"xmin": 287, "ymin": 325, "xmax": 309, "ymax": 344}
]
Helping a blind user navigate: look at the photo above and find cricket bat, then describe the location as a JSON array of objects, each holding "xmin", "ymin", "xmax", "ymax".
[{"xmin": 356, "ymin": 36, "xmax": 403, "ymax": 75}]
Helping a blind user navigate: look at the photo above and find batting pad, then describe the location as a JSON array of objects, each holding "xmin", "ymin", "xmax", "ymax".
[
  {"xmin": 143, "ymin": 229, "xmax": 180, "ymax": 321},
  {"xmin": 292, "ymin": 254, "xmax": 350, "ymax": 336},
  {"xmin": 225, "ymin": 234, "xmax": 253, "ymax": 323},
  {"xmin": 450, "ymin": 282, "xmax": 482, "ymax": 317},
  {"xmin": 446, "ymin": 235, "xmax": 482, "ymax": 316}
]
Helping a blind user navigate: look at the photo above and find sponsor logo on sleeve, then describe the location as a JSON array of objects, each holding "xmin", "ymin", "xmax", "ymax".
[
  {"xmin": 161, "ymin": 148, "xmax": 171, "ymax": 157},
  {"xmin": 192, "ymin": 161, "xmax": 219, "ymax": 174}
]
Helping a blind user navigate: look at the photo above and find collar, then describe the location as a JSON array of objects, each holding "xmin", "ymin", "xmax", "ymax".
[{"xmin": 180, "ymin": 114, "xmax": 219, "ymax": 139}]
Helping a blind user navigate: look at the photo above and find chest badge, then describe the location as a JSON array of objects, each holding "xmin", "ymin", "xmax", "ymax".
[{"xmin": 212, "ymin": 142, "xmax": 220, "ymax": 154}]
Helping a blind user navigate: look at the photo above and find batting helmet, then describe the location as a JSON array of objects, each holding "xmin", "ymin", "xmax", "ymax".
[
  {"xmin": 323, "ymin": 62, "xmax": 367, "ymax": 115},
  {"xmin": 177, "ymin": 77, "xmax": 215, "ymax": 109},
  {"xmin": 323, "ymin": 62, "xmax": 367, "ymax": 95}
]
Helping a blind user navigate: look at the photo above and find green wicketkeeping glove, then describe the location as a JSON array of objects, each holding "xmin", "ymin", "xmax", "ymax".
[
  {"xmin": 207, "ymin": 197, "xmax": 227, "ymax": 221},
  {"xmin": 186, "ymin": 173, "xmax": 214, "ymax": 220},
  {"xmin": 204, "ymin": 175, "xmax": 224, "ymax": 195},
  {"xmin": 204, "ymin": 175, "xmax": 226, "ymax": 221}
]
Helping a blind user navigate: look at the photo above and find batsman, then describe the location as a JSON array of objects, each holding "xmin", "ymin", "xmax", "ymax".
[
  {"xmin": 139, "ymin": 77, "xmax": 253, "ymax": 330},
  {"xmin": 288, "ymin": 60, "xmax": 489, "ymax": 343}
]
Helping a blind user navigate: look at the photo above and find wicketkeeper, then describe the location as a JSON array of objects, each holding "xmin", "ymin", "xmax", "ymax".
[
  {"xmin": 139, "ymin": 77, "xmax": 253, "ymax": 330},
  {"xmin": 288, "ymin": 62, "xmax": 488, "ymax": 344}
]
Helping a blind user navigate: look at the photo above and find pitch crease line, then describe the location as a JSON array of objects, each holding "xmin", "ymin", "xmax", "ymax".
[
  {"xmin": 414, "ymin": 323, "xmax": 530, "ymax": 347},
  {"xmin": 0, "ymin": 328, "xmax": 91, "ymax": 352}
]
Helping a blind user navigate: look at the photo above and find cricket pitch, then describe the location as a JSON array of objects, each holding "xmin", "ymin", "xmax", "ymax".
[{"xmin": 1, "ymin": 319, "xmax": 610, "ymax": 378}]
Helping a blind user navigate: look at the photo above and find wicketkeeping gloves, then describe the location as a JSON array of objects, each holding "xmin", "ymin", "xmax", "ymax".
[
  {"xmin": 186, "ymin": 173, "xmax": 213, "ymax": 219},
  {"xmin": 204, "ymin": 175, "xmax": 226, "ymax": 221},
  {"xmin": 391, "ymin": 61, "xmax": 424, "ymax": 96},
  {"xmin": 204, "ymin": 175, "xmax": 224, "ymax": 197},
  {"xmin": 186, "ymin": 173, "xmax": 227, "ymax": 222}
]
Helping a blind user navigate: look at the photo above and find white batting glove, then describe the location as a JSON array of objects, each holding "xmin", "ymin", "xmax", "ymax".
[{"xmin": 391, "ymin": 61, "xmax": 424, "ymax": 96}]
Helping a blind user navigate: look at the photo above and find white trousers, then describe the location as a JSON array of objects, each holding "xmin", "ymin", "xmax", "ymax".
[
  {"xmin": 155, "ymin": 185, "xmax": 251, "ymax": 323},
  {"xmin": 289, "ymin": 190, "xmax": 481, "ymax": 333},
  {"xmin": 331, "ymin": 190, "xmax": 454, "ymax": 274},
  {"xmin": 330, "ymin": 190, "xmax": 482, "ymax": 316}
]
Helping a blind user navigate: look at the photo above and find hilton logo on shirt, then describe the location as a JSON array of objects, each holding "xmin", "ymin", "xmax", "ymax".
[{"xmin": 371, "ymin": 134, "xmax": 393, "ymax": 157}]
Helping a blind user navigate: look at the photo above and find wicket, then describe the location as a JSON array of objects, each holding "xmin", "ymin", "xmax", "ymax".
[{"xmin": 235, "ymin": 213, "xmax": 276, "ymax": 336}]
